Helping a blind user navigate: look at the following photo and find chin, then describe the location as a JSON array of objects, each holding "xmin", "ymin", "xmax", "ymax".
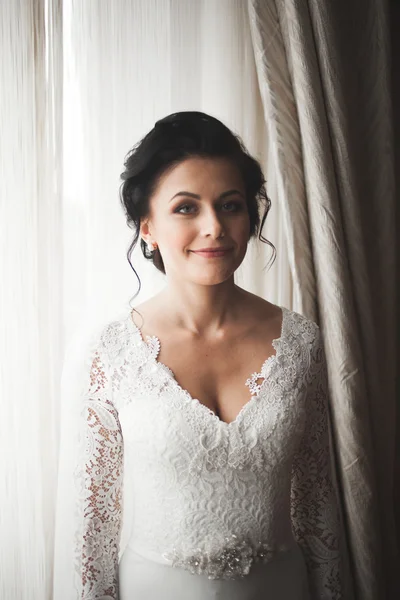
[
  {"xmin": 165, "ymin": 251, "xmax": 247, "ymax": 284},
  {"xmin": 187, "ymin": 266, "xmax": 239, "ymax": 286}
]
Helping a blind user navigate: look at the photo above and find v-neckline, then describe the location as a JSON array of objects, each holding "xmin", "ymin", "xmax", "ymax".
[{"xmin": 126, "ymin": 305, "xmax": 288, "ymax": 428}]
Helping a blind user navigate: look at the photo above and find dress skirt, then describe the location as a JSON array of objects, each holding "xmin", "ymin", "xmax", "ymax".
[{"xmin": 118, "ymin": 542, "xmax": 310, "ymax": 600}]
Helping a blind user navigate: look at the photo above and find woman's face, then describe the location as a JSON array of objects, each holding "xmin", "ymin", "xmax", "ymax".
[{"xmin": 140, "ymin": 156, "xmax": 251, "ymax": 286}]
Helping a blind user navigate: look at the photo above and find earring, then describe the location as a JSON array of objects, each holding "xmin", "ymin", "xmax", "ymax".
[{"xmin": 147, "ymin": 240, "xmax": 157, "ymax": 252}]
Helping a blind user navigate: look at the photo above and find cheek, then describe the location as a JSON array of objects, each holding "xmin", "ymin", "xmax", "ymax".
[
  {"xmin": 158, "ymin": 219, "xmax": 194, "ymax": 251},
  {"xmin": 233, "ymin": 214, "xmax": 251, "ymax": 239}
]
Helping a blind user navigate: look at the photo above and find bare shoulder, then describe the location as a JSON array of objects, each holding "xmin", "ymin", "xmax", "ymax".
[
  {"xmin": 239, "ymin": 292, "xmax": 282, "ymax": 327},
  {"xmin": 130, "ymin": 294, "xmax": 164, "ymax": 330}
]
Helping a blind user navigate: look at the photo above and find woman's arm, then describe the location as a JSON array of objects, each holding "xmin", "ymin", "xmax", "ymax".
[
  {"xmin": 78, "ymin": 348, "xmax": 123, "ymax": 599},
  {"xmin": 290, "ymin": 325, "xmax": 343, "ymax": 600}
]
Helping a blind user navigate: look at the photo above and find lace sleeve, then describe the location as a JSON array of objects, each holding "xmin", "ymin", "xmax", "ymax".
[
  {"xmin": 77, "ymin": 348, "xmax": 123, "ymax": 599},
  {"xmin": 290, "ymin": 325, "xmax": 343, "ymax": 600}
]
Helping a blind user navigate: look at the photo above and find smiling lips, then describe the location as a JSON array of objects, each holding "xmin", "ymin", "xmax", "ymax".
[{"xmin": 191, "ymin": 247, "xmax": 233, "ymax": 258}]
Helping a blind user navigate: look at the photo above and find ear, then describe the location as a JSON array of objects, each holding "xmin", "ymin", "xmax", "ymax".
[{"xmin": 139, "ymin": 219, "xmax": 151, "ymax": 243}]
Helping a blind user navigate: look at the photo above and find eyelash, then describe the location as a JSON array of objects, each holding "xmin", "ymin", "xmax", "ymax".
[{"xmin": 174, "ymin": 201, "xmax": 244, "ymax": 215}]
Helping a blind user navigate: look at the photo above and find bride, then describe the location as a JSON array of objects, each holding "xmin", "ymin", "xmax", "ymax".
[{"xmin": 53, "ymin": 111, "xmax": 343, "ymax": 599}]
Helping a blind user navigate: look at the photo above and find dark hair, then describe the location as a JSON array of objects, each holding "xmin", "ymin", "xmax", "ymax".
[{"xmin": 119, "ymin": 111, "xmax": 276, "ymax": 301}]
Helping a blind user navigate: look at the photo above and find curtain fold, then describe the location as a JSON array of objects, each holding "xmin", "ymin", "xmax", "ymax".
[
  {"xmin": 247, "ymin": 1, "xmax": 398, "ymax": 599},
  {"xmin": 0, "ymin": 0, "xmax": 63, "ymax": 598},
  {"xmin": 244, "ymin": 1, "xmax": 317, "ymax": 320}
]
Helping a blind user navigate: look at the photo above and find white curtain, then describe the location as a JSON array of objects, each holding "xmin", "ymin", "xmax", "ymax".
[
  {"xmin": 0, "ymin": 1, "xmax": 291, "ymax": 598},
  {"xmin": 62, "ymin": 0, "xmax": 292, "ymax": 342},
  {"xmin": 0, "ymin": 1, "xmax": 63, "ymax": 599}
]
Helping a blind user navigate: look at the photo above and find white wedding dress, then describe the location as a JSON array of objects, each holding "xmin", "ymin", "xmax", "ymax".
[{"xmin": 53, "ymin": 305, "xmax": 343, "ymax": 600}]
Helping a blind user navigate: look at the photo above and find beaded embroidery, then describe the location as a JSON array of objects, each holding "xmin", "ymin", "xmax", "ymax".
[{"xmin": 162, "ymin": 534, "xmax": 284, "ymax": 580}]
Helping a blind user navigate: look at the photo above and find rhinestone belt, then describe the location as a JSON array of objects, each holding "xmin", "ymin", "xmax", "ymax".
[{"xmin": 162, "ymin": 534, "xmax": 291, "ymax": 580}]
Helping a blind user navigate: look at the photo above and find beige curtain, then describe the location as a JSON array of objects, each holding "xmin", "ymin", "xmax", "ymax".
[{"xmin": 247, "ymin": 1, "xmax": 399, "ymax": 599}]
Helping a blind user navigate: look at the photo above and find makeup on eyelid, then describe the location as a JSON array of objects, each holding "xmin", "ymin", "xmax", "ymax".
[{"xmin": 173, "ymin": 201, "xmax": 244, "ymax": 215}]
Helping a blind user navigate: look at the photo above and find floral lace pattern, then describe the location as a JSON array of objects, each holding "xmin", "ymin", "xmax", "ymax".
[
  {"xmin": 75, "ymin": 306, "xmax": 343, "ymax": 598},
  {"xmin": 290, "ymin": 326, "xmax": 342, "ymax": 599},
  {"xmin": 75, "ymin": 351, "xmax": 123, "ymax": 599}
]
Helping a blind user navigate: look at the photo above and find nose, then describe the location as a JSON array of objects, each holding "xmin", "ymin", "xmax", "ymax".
[{"xmin": 200, "ymin": 206, "xmax": 226, "ymax": 238}]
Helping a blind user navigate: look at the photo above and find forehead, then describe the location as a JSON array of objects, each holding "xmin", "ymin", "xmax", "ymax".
[{"xmin": 153, "ymin": 156, "xmax": 245, "ymax": 198}]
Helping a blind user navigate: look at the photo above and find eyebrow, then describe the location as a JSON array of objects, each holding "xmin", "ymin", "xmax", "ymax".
[{"xmin": 169, "ymin": 189, "xmax": 244, "ymax": 203}]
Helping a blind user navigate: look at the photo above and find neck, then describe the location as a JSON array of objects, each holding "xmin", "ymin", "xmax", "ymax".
[{"xmin": 160, "ymin": 277, "xmax": 248, "ymax": 337}]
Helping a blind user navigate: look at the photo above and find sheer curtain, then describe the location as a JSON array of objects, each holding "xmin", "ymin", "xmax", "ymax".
[
  {"xmin": 62, "ymin": 0, "xmax": 292, "ymax": 344},
  {"xmin": 0, "ymin": 1, "xmax": 290, "ymax": 598},
  {"xmin": 0, "ymin": 1, "xmax": 63, "ymax": 599}
]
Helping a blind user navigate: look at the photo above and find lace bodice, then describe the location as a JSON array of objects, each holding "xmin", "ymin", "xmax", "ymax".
[{"xmin": 74, "ymin": 306, "xmax": 343, "ymax": 599}]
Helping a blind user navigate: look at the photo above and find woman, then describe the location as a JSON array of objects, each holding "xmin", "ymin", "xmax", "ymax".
[{"xmin": 53, "ymin": 111, "xmax": 343, "ymax": 599}]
